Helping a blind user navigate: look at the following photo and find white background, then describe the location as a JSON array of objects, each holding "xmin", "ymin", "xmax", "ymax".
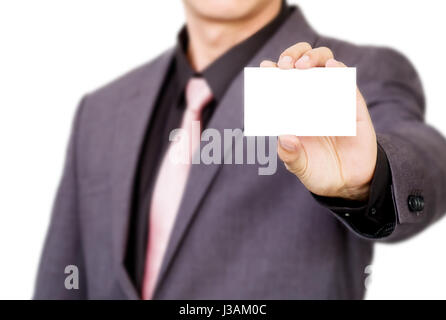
[{"xmin": 0, "ymin": 0, "xmax": 445, "ymax": 300}]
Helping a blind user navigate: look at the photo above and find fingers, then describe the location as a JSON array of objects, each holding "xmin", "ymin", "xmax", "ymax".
[
  {"xmin": 325, "ymin": 58, "xmax": 346, "ymax": 68},
  {"xmin": 275, "ymin": 43, "xmax": 335, "ymax": 70},
  {"xmin": 277, "ymin": 42, "xmax": 312, "ymax": 69},
  {"xmin": 260, "ymin": 60, "xmax": 277, "ymax": 68},
  {"xmin": 295, "ymin": 47, "xmax": 334, "ymax": 69},
  {"xmin": 261, "ymin": 43, "xmax": 335, "ymax": 70},
  {"xmin": 277, "ymin": 135, "xmax": 308, "ymax": 178}
]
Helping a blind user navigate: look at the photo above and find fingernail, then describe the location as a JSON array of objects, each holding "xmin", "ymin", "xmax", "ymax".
[
  {"xmin": 279, "ymin": 136, "xmax": 297, "ymax": 152},
  {"xmin": 295, "ymin": 55, "xmax": 310, "ymax": 67},
  {"xmin": 278, "ymin": 55, "xmax": 293, "ymax": 68}
]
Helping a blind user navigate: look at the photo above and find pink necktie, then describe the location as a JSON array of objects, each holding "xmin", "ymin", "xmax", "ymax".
[{"xmin": 141, "ymin": 77, "xmax": 213, "ymax": 299}]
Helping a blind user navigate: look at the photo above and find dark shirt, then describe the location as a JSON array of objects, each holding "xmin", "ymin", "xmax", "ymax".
[{"xmin": 126, "ymin": 2, "xmax": 396, "ymax": 293}]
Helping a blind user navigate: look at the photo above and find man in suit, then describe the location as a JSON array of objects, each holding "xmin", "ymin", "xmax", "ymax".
[{"xmin": 35, "ymin": 0, "xmax": 446, "ymax": 299}]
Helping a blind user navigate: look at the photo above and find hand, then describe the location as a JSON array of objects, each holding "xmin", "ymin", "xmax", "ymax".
[{"xmin": 260, "ymin": 42, "xmax": 377, "ymax": 201}]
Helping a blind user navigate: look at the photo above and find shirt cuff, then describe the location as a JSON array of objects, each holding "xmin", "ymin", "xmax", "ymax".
[{"xmin": 311, "ymin": 143, "xmax": 397, "ymax": 239}]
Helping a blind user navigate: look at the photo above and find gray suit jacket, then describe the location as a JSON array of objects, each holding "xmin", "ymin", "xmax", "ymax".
[{"xmin": 35, "ymin": 8, "xmax": 446, "ymax": 299}]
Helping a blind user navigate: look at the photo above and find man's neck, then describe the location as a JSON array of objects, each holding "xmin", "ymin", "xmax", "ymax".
[{"xmin": 184, "ymin": 1, "xmax": 282, "ymax": 72}]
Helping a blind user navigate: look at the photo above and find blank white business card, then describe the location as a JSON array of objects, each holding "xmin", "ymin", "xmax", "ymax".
[{"xmin": 244, "ymin": 67, "xmax": 357, "ymax": 136}]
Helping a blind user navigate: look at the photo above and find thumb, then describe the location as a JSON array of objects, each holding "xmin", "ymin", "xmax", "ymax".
[{"xmin": 278, "ymin": 135, "xmax": 308, "ymax": 177}]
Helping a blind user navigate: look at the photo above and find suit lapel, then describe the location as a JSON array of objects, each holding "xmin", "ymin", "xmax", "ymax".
[
  {"xmin": 153, "ymin": 7, "xmax": 319, "ymax": 297},
  {"xmin": 110, "ymin": 50, "xmax": 174, "ymax": 299}
]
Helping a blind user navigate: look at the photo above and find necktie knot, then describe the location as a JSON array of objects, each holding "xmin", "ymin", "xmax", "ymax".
[{"xmin": 185, "ymin": 77, "xmax": 213, "ymax": 114}]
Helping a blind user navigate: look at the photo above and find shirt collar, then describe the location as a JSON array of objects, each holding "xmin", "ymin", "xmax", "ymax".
[{"xmin": 174, "ymin": 1, "xmax": 293, "ymax": 102}]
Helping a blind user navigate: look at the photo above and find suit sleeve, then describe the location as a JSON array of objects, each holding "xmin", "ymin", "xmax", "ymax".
[
  {"xmin": 359, "ymin": 47, "xmax": 446, "ymax": 242},
  {"xmin": 34, "ymin": 97, "xmax": 88, "ymax": 299}
]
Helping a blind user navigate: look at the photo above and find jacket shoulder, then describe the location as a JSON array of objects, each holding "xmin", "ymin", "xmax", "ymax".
[
  {"xmin": 84, "ymin": 48, "xmax": 174, "ymax": 108},
  {"xmin": 71, "ymin": 49, "xmax": 173, "ymax": 177},
  {"xmin": 315, "ymin": 35, "xmax": 423, "ymax": 105},
  {"xmin": 315, "ymin": 35, "xmax": 418, "ymax": 80},
  {"xmin": 74, "ymin": 48, "xmax": 173, "ymax": 144}
]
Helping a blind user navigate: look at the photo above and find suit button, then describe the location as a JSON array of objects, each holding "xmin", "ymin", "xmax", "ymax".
[{"xmin": 408, "ymin": 195, "xmax": 424, "ymax": 212}]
